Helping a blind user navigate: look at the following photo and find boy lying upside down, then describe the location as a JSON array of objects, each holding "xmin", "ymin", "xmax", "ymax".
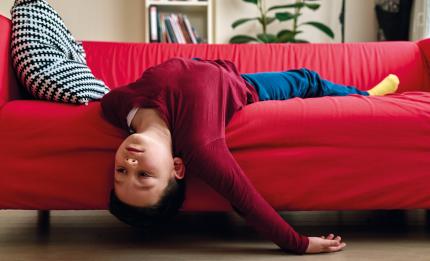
[{"xmin": 101, "ymin": 57, "xmax": 399, "ymax": 254}]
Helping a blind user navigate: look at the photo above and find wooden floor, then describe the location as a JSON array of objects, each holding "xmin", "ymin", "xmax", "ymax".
[{"xmin": 0, "ymin": 210, "xmax": 429, "ymax": 261}]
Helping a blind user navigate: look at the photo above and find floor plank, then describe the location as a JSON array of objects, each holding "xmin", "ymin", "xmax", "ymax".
[{"xmin": 0, "ymin": 210, "xmax": 429, "ymax": 261}]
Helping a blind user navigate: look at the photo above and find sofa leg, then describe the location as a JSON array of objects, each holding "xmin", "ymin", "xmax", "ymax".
[
  {"xmin": 37, "ymin": 210, "xmax": 50, "ymax": 232},
  {"xmin": 426, "ymin": 210, "xmax": 430, "ymax": 231}
]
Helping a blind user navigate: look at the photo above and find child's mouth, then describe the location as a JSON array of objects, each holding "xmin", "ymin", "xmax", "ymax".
[{"xmin": 126, "ymin": 147, "xmax": 144, "ymax": 153}]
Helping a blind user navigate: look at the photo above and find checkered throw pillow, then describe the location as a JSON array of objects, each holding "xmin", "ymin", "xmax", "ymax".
[{"xmin": 10, "ymin": 0, "xmax": 110, "ymax": 105}]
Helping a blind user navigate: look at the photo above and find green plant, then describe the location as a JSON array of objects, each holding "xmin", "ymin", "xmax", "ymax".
[{"xmin": 230, "ymin": 0, "xmax": 335, "ymax": 43}]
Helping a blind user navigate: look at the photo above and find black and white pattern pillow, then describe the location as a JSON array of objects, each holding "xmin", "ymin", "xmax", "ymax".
[{"xmin": 10, "ymin": 0, "xmax": 110, "ymax": 105}]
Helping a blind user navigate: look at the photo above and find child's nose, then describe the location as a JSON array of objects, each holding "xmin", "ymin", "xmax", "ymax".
[{"xmin": 126, "ymin": 158, "xmax": 138, "ymax": 165}]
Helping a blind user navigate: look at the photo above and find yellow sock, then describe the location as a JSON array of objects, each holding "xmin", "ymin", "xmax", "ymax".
[{"xmin": 368, "ymin": 74, "xmax": 400, "ymax": 96}]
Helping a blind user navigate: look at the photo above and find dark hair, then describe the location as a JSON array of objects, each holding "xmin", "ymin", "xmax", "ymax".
[{"xmin": 109, "ymin": 177, "xmax": 186, "ymax": 230}]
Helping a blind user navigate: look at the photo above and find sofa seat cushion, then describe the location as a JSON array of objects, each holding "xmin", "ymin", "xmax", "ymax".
[
  {"xmin": 0, "ymin": 101, "xmax": 117, "ymax": 208},
  {"xmin": 225, "ymin": 92, "xmax": 430, "ymax": 210},
  {"xmin": 0, "ymin": 100, "xmax": 228, "ymax": 209},
  {"xmin": 1, "ymin": 91, "xmax": 430, "ymax": 210}
]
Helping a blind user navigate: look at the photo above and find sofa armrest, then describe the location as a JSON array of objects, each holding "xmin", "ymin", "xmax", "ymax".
[
  {"xmin": 0, "ymin": 15, "xmax": 22, "ymax": 108},
  {"xmin": 0, "ymin": 57, "xmax": 22, "ymax": 109},
  {"xmin": 417, "ymin": 38, "xmax": 430, "ymax": 91}
]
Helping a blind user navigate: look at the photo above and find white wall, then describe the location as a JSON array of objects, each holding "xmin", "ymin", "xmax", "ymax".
[
  {"xmin": 0, "ymin": 0, "xmax": 14, "ymax": 18},
  {"xmin": 1, "ymin": 0, "xmax": 378, "ymax": 43},
  {"xmin": 345, "ymin": 0, "xmax": 377, "ymax": 42},
  {"xmin": 410, "ymin": 0, "xmax": 430, "ymax": 41},
  {"xmin": 48, "ymin": 0, "xmax": 146, "ymax": 42},
  {"xmin": 0, "ymin": 0, "xmax": 145, "ymax": 42}
]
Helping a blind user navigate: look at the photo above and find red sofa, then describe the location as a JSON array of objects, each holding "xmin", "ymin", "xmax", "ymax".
[{"xmin": 1, "ymin": 14, "xmax": 430, "ymax": 212}]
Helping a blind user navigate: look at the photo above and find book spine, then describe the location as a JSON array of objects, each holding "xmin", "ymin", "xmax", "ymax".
[
  {"xmin": 192, "ymin": 27, "xmax": 202, "ymax": 43},
  {"xmin": 165, "ymin": 18, "xmax": 171, "ymax": 42},
  {"xmin": 157, "ymin": 12, "xmax": 162, "ymax": 42},
  {"xmin": 159, "ymin": 14, "xmax": 167, "ymax": 42},
  {"xmin": 149, "ymin": 6, "xmax": 159, "ymax": 42},
  {"xmin": 183, "ymin": 15, "xmax": 198, "ymax": 44},
  {"xmin": 171, "ymin": 14, "xmax": 186, "ymax": 44},
  {"xmin": 168, "ymin": 16, "xmax": 180, "ymax": 43},
  {"xmin": 178, "ymin": 14, "xmax": 192, "ymax": 43},
  {"xmin": 165, "ymin": 16, "xmax": 178, "ymax": 43}
]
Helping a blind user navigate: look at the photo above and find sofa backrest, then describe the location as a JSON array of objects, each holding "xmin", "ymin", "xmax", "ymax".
[
  {"xmin": 83, "ymin": 41, "xmax": 430, "ymax": 93},
  {"xmin": 1, "ymin": 11, "xmax": 429, "ymax": 104},
  {"xmin": 0, "ymin": 15, "xmax": 21, "ymax": 108}
]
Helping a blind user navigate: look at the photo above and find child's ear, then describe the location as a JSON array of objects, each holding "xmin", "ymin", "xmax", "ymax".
[{"xmin": 172, "ymin": 157, "xmax": 185, "ymax": 179}]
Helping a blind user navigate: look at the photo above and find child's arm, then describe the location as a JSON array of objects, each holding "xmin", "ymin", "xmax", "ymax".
[
  {"xmin": 191, "ymin": 138, "xmax": 309, "ymax": 254},
  {"xmin": 191, "ymin": 138, "xmax": 346, "ymax": 254}
]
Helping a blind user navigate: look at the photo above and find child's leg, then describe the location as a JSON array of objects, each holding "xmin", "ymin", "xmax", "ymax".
[{"xmin": 242, "ymin": 69, "xmax": 378, "ymax": 101}]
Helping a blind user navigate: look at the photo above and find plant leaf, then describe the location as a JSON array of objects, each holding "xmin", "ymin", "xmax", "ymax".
[
  {"xmin": 301, "ymin": 21, "xmax": 335, "ymax": 38},
  {"xmin": 232, "ymin": 17, "xmax": 259, "ymax": 29},
  {"xmin": 305, "ymin": 3, "xmax": 320, "ymax": 10},
  {"xmin": 275, "ymin": 12, "xmax": 300, "ymax": 21},
  {"xmin": 268, "ymin": 3, "xmax": 305, "ymax": 11},
  {"xmin": 265, "ymin": 16, "xmax": 277, "ymax": 25},
  {"xmin": 229, "ymin": 35, "xmax": 259, "ymax": 44},
  {"xmin": 258, "ymin": 16, "xmax": 276, "ymax": 26},
  {"xmin": 257, "ymin": 33, "xmax": 278, "ymax": 43},
  {"xmin": 293, "ymin": 39, "xmax": 310, "ymax": 43},
  {"xmin": 243, "ymin": 0, "xmax": 259, "ymax": 5},
  {"xmin": 276, "ymin": 30, "xmax": 302, "ymax": 42}
]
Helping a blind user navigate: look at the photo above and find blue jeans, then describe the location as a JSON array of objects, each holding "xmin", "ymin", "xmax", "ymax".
[{"xmin": 241, "ymin": 69, "xmax": 369, "ymax": 101}]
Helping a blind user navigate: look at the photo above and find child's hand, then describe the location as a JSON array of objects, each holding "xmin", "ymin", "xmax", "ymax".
[{"xmin": 305, "ymin": 234, "xmax": 346, "ymax": 254}]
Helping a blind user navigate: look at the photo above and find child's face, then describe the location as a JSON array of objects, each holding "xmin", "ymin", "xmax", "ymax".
[{"xmin": 113, "ymin": 133, "xmax": 175, "ymax": 207}]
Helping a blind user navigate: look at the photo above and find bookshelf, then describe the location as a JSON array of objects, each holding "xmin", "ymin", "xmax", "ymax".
[{"xmin": 144, "ymin": 0, "xmax": 214, "ymax": 44}]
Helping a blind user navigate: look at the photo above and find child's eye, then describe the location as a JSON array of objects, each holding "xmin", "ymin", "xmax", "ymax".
[
  {"xmin": 138, "ymin": 172, "xmax": 150, "ymax": 177},
  {"xmin": 116, "ymin": 168, "xmax": 126, "ymax": 174}
]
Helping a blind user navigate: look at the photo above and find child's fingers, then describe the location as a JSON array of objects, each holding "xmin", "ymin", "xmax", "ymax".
[
  {"xmin": 325, "ymin": 234, "xmax": 341, "ymax": 241},
  {"xmin": 321, "ymin": 234, "xmax": 342, "ymax": 243},
  {"xmin": 325, "ymin": 239, "xmax": 341, "ymax": 248},
  {"xmin": 328, "ymin": 242, "xmax": 347, "ymax": 252}
]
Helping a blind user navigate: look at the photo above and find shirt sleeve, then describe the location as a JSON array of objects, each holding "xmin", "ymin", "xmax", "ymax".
[
  {"xmin": 100, "ymin": 86, "xmax": 135, "ymax": 131},
  {"xmin": 190, "ymin": 138, "xmax": 309, "ymax": 254},
  {"xmin": 126, "ymin": 107, "xmax": 139, "ymax": 133},
  {"xmin": 100, "ymin": 67, "xmax": 165, "ymax": 131}
]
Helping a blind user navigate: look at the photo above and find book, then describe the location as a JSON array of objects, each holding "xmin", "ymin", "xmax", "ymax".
[
  {"xmin": 157, "ymin": 12, "xmax": 162, "ymax": 42},
  {"xmin": 151, "ymin": 11, "xmax": 203, "ymax": 43},
  {"xmin": 171, "ymin": 14, "xmax": 186, "ymax": 43},
  {"xmin": 183, "ymin": 15, "xmax": 198, "ymax": 44},
  {"xmin": 192, "ymin": 26, "xmax": 202, "ymax": 43},
  {"xmin": 177, "ymin": 15, "xmax": 190, "ymax": 43},
  {"xmin": 149, "ymin": 6, "xmax": 159, "ymax": 42},
  {"xmin": 159, "ymin": 14, "xmax": 168, "ymax": 42},
  {"xmin": 164, "ymin": 16, "xmax": 178, "ymax": 43}
]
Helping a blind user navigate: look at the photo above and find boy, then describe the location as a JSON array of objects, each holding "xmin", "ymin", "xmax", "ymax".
[{"xmin": 101, "ymin": 57, "xmax": 399, "ymax": 254}]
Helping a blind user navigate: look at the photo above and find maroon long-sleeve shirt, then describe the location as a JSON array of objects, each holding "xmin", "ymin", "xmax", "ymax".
[{"xmin": 101, "ymin": 57, "xmax": 309, "ymax": 254}]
